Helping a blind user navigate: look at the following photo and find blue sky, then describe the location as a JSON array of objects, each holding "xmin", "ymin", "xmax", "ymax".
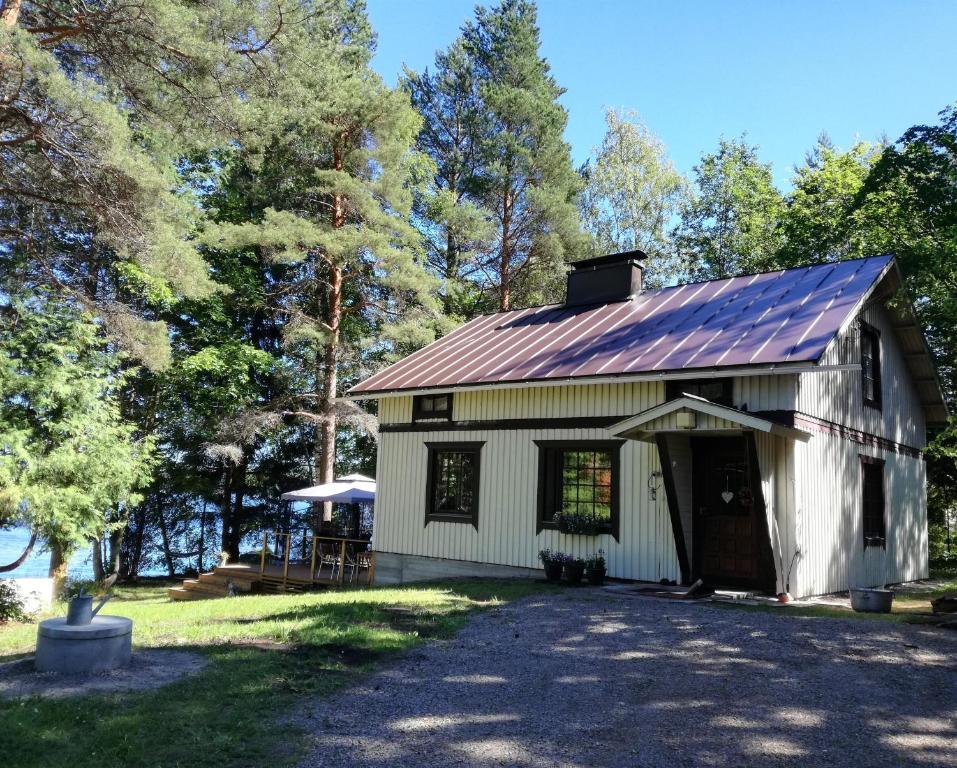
[{"xmin": 366, "ymin": 0, "xmax": 957, "ymax": 189}]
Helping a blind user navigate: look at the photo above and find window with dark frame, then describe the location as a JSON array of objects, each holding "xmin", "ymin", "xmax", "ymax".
[
  {"xmin": 413, "ymin": 393, "xmax": 453, "ymax": 422},
  {"xmin": 861, "ymin": 322, "xmax": 882, "ymax": 409},
  {"xmin": 425, "ymin": 442, "xmax": 482, "ymax": 527},
  {"xmin": 535, "ymin": 440, "xmax": 622, "ymax": 541},
  {"xmin": 665, "ymin": 378, "xmax": 733, "ymax": 407},
  {"xmin": 860, "ymin": 455, "xmax": 886, "ymax": 548}
]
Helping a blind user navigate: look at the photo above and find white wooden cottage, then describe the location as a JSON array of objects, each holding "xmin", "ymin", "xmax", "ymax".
[{"xmin": 350, "ymin": 252, "xmax": 947, "ymax": 597}]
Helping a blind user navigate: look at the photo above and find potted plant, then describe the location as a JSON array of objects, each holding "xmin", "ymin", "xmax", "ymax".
[
  {"xmin": 585, "ymin": 550, "xmax": 606, "ymax": 585},
  {"xmin": 564, "ymin": 555, "xmax": 586, "ymax": 585},
  {"xmin": 538, "ymin": 549, "xmax": 564, "ymax": 582},
  {"xmin": 554, "ymin": 510, "xmax": 603, "ymax": 536}
]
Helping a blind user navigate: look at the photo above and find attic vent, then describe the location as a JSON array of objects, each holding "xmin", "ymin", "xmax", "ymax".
[{"xmin": 565, "ymin": 250, "xmax": 646, "ymax": 307}]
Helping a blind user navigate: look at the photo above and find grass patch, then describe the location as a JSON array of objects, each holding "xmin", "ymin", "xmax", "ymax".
[
  {"xmin": 706, "ymin": 578, "xmax": 957, "ymax": 625},
  {"xmin": 0, "ymin": 579, "xmax": 552, "ymax": 768}
]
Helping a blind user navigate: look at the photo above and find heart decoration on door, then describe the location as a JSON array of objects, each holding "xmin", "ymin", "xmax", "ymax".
[{"xmin": 720, "ymin": 491, "xmax": 734, "ymax": 504}]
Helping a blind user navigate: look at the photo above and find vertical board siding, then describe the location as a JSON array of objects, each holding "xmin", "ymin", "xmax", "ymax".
[
  {"xmin": 798, "ymin": 304, "xmax": 926, "ymax": 448},
  {"xmin": 793, "ymin": 432, "xmax": 928, "ymax": 596},
  {"xmin": 375, "ymin": 427, "xmax": 680, "ymax": 581},
  {"xmin": 373, "ymin": 379, "xmax": 793, "ymax": 583}
]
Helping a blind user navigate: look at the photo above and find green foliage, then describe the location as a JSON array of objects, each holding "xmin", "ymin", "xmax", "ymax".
[
  {"xmin": 778, "ymin": 136, "xmax": 885, "ymax": 266},
  {"xmin": 408, "ymin": 0, "xmax": 584, "ymax": 313},
  {"xmin": 581, "ymin": 109, "xmax": 689, "ymax": 286},
  {"xmin": 0, "ymin": 297, "xmax": 154, "ymax": 557},
  {"xmin": 0, "ymin": 582, "xmax": 27, "ymax": 623},
  {"xmin": 675, "ymin": 135, "xmax": 785, "ymax": 279}
]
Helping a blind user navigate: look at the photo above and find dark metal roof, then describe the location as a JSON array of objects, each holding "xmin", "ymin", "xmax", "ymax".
[{"xmin": 352, "ymin": 256, "xmax": 895, "ymax": 395}]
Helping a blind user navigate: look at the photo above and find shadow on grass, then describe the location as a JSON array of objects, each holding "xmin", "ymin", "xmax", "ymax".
[
  {"xmin": 0, "ymin": 643, "xmax": 353, "ymax": 768},
  {"xmin": 0, "ymin": 579, "xmax": 553, "ymax": 768}
]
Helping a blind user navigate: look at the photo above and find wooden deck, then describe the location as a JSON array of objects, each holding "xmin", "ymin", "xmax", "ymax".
[{"xmin": 168, "ymin": 538, "xmax": 376, "ymax": 601}]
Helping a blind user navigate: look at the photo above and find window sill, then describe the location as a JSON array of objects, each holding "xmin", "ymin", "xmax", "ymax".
[
  {"xmin": 863, "ymin": 537, "xmax": 886, "ymax": 549},
  {"xmin": 425, "ymin": 513, "xmax": 477, "ymax": 528},
  {"xmin": 538, "ymin": 522, "xmax": 618, "ymax": 540}
]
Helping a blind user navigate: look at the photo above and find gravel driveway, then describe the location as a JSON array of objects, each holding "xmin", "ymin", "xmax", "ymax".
[{"xmin": 301, "ymin": 589, "xmax": 957, "ymax": 768}]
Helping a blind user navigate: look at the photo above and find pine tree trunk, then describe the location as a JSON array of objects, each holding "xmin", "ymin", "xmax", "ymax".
[
  {"xmin": 228, "ymin": 458, "xmax": 248, "ymax": 559},
  {"xmin": 48, "ymin": 543, "xmax": 69, "ymax": 596},
  {"xmin": 219, "ymin": 465, "xmax": 234, "ymax": 556},
  {"xmin": 91, "ymin": 539, "xmax": 105, "ymax": 582},
  {"xmin": 315, "ymin": 147, "xmax": 345, "ymax": 525},
  {"xmin": 197, "ymin": 500, "xmax": 207, "ymax": 574},
  {"xmin": 499, "ymin": 186, "xmax": 513, "ymax": 311},
  {"xmin": 1, "ymin": 0, "xmax": 22, "ymax": 27},
  {"xmin": 157, "ymin": 501, "xmax": 176, "ymax": 577}
]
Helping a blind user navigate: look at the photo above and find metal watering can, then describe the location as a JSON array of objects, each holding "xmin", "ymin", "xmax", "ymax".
[{"xmin": 66, "ymin": 589, "xmax": 111, "ymax": 626}]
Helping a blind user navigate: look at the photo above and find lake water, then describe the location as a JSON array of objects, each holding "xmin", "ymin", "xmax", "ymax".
[{"xmin": 1, "ymin": 527, "xmax": 95, "ymax": 580}]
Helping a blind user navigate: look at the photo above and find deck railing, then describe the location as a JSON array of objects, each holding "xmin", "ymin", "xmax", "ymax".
[{"xmin": 259, "ymin": 530, "xmax": 375, "ymax": 591}]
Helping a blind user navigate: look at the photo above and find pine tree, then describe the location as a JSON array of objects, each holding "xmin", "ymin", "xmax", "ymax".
[
  {"xmin": 404, "ymin": 41, "xmax": 494, "ymax": 318},
  {"xmin": 410, "ymin": 0, "xmax": 584, "ymax": 313},
  {"xmin": 204, "ymin": 0, "xmax": 442, "ymax": 525},
  {"xmin": 0, "ymin": 1, "xmax": 286, "ymax": 366}
]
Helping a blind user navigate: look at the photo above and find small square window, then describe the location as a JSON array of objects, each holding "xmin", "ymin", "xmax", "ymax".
[
  {"xmin": 666, "ymin": 378, "xmax": 733, "ymax": 407},
  {"xmin": 413, "ymin": 393, "xmax": 453, "ymax": 422}
]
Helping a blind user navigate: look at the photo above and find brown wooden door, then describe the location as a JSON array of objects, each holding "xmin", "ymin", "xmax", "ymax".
[{"xmin": 692, "ymin": 436, "xmax": 759, "ymax": 587}]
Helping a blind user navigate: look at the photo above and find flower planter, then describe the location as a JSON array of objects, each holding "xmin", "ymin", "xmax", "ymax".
[
  {"xmin": 585, "ymin": 566, "xmax": 606, "ymax": 586},
  {"xmin": 850, "ymin": 587, "xmax": 894, "ymax": 613},
  {"xmin": 543, "ymin": 562, "xmax": 564, "ymax": 582},
  {"xmin": 564, "ymin": 562, "xmax": 585, "ymax": 585}
]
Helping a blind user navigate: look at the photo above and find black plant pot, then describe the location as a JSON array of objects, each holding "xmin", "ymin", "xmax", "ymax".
[
  {"xmin": 564, "ymin": 562, "xmax": 585, "ymax": 584},
  {"xmin": 543, "ymin": 562, "xmax": 564, "ymax": 582},
  {"xmin": 586, "ymin": 567, "xmax": 606, "ymax": 586}
]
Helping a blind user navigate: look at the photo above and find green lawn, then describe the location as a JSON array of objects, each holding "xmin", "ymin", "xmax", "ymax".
[{"xmin": 0, "ymin": 579, "xmax": 552, "ymax": 768}]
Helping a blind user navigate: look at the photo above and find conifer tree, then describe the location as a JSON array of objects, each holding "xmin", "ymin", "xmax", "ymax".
[
  {"xmin": 204, "ymin": 0, "xmax": 442, "ymax": 523},
  {"xmin": 409, "ymin": 0, "xmax": 584, "ymax": 313}
]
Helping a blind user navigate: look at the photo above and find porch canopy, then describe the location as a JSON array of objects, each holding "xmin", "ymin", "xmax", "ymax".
[
  {"xmin": 280, "ymin": 473, "xmax": 376, "ymax": 504},
  {"xmin": 608, "ymin": 394, "xmax": 812, "ymax": 443}
]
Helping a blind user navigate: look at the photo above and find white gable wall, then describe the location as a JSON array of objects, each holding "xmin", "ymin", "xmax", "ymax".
[{"xmin": 792, "ymin": 303, "xmax": 928, "ymax": 595}]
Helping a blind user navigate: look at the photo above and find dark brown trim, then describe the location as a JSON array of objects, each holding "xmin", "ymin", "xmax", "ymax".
[
  {"xmin": 424, "ymin": 441, "xmax": 484, "ymax": 529},
  {"xmin": 665, "ymin": 378, "xmax": 733, "ymax": 407},
  {"xmin": 860, "ymin": 321, "xmax": 883, "ymax": 411},
  {"xmin": 655, "ymin": 435, "xmax": 690, "ymax": 584},
  {"xmin": 412, "ymin": 393, "xmax": 453, "ymax": 422},
  {"xmin": 754, "ymin": 410, "xmax": 923, "ymax": 458},
  {"xmin": 860, "ymin": 453, "xmax": 887, "ymax": 549},
  {"xmin": 382, "ymin": 416, "xmax": 621, "ymax": 433},
  {"xmin": 745, "ymin": 433, "xmax": 778, "ymax": 593},
  {"xmin": 534, "ymin": 439, "xmax": 624, "ymax": 542}
]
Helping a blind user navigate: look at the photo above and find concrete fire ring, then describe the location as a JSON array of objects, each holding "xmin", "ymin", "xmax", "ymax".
[{"xmin": 35, "ymin": 616, "xmax": 133, "ymax": 673}]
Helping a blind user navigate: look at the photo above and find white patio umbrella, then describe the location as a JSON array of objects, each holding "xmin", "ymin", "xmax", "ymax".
[{"xmin": 280, "ymin": 474, "xmax": 375, "ymax": 504}]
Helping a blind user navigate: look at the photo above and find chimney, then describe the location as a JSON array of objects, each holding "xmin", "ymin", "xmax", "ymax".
[{"xmin": 565, "ymin": 249, "xmax": 646, "ymax": 307}]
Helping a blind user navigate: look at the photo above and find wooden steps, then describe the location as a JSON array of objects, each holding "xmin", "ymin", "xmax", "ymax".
[{"xmin": 167, "ymin": 565, "xmax": 265, "ymax": 601}]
